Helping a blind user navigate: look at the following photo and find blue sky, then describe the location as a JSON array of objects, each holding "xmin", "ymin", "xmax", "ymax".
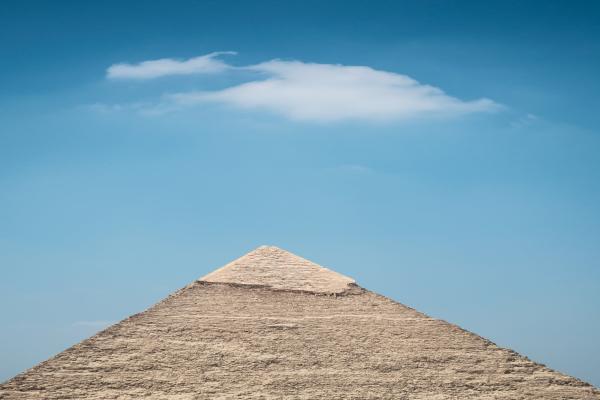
[{"xmin": 1, "ymin": 0, "xmax": 600, "ymax": 386}]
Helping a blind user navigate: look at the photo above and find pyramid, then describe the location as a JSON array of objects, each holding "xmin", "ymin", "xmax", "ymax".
[{"xmin": 1, "ymin": 246, "xmax": 598, "ymax": 399}]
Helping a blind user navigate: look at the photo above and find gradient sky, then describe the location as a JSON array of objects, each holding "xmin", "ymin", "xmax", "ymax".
[{"xmin": 1, "ymin": 0, "xmax": 600, "ymax": 386}]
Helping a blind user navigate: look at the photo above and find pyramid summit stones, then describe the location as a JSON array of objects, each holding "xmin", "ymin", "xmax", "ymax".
[
  {"xmin": 1, "ymin": 246, "xmax": 599, "ymax": 399},
  {"xmin": 201, "ymin": 245, "xmax": 355, "ymax": 293}
]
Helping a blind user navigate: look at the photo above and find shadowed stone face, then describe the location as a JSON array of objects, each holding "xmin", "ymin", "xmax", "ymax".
[{"xmin": 1, "ymin": 246, "xmax": 599, "ymax": 399}]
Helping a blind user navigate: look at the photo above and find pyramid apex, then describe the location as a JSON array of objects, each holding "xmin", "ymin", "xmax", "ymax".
[
  {"xmin": 200, "ymin": 246, "xmax": 355, "ymax": 293},
  {"xmin": 256, "ymin": 244, "xmax": 280, "ymax": 250}
]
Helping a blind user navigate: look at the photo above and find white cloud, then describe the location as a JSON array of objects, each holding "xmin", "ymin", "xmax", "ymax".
[
  {"xmin": 106, "ymin": 52, "xmax": 500, "ymax": 122},
  {"xmin": 170, "ymin": 60, "xmax": 499, "ymax": 122},
  {"xmin": 106, "ymin": 51, "xmax": 236, "ymax": 80}
]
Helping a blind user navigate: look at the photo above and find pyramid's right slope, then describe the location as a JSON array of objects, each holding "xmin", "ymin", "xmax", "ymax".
[{"xmin": 1, "ymin": 246, "xmax": 598, "ymax": 399}]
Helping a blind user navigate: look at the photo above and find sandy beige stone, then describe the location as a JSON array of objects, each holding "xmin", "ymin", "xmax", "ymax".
[
  {"xmin": 1, "ymin": 246, "xmax": 598, "ymax": 399},
  {"xmin": 201, "ymin": 245, "xmax": 355, "ymax": 293}
]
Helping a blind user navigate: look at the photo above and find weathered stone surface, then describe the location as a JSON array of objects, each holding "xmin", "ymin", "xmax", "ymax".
[
  {"xmin": 1, "ymin": 247, "xmax": 598, "ymax": 399},
  {"xmin": 202, "ymin": 245, "xmax": 355, "ymax": 294}
]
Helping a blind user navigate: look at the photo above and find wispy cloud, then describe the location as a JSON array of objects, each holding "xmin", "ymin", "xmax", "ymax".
[
  {"xmin": 105, "ymin": 52, "xmax": 500, "ymax": 122},
  {"xmin": 336, "ymin": 164, "xmax": 374, "ymax": 173},
  {"xmin": 510, "ymin": 113, "xmax": 539, "ymax": 129},
  {"xmin": 106, "ymin": 51, "xmax": 236, "ymax": 80},
  {"xmin": 84, "ymin": 102, "xmax": 175, "ymax": 116}
]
